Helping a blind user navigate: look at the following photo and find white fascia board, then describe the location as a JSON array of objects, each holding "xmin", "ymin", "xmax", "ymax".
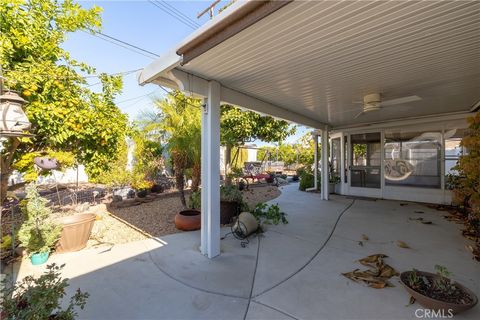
[
  {"xmin": 137, "ymin": 48, "xmax": 182, "ymax": 86},
  {"xmin": 137, "ymin": 1, "xmax": 251, "ymax": 86},
  {"xmin": 175, "ymin": 0, "xmax": 252, "ymax": 52}
]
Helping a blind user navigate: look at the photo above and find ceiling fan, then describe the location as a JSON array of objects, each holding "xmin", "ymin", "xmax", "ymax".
[{"xmin": 353, "ymin": 93, "xmax": 422, "ymax": 119}]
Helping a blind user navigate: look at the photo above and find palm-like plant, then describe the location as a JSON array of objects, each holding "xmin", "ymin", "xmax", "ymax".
[{"xmin": 155, "ymin": 91, "xmax": 201, "ymax": 206}]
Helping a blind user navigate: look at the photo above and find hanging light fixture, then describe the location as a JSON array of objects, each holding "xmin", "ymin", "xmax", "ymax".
[{"xmin": 0, "ymin": 91, "xmax": 32, "ymax": 137}]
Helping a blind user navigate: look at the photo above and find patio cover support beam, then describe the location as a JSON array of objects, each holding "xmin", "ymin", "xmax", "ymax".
[
  {"xmin": 200, "ymin": 81, "xmax": 221, "ymax": 259},
  {"xmin": 152, "ymin": 69, "xmax": 326, "ymax": 129},
  {"xmin": 321, "ymin": 127, "xmax": 329, "ymax": 200}
]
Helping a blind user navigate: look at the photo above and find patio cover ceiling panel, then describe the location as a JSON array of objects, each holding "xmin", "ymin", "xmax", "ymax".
[{"xmin": 180, "ymin": 0, "xmax": 480, "ymax": 127}]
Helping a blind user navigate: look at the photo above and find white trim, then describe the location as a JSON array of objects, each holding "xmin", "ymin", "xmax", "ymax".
[
  {"xmin": 331, "ymin": 112, "xmax": 471, "ymax": 133},
  {"xmin": 137, "ymin": 48, "xmax": 182, "ymax": 85},
  {"xmin": 200, "ymin": 98, "xmax": 209, "ymax": 255}
]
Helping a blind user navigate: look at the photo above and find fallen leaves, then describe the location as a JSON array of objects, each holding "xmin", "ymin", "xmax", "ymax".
[
  {"xmin": 396, "ymin": 240, "xmax": 411, "ymax": 249},
  {"xmin": 342, "ymin": 254, "xmax": 399, "ymax": 289},
  {"xmin": 465, "ymin": 245, "xmax": 480, "ymax": 262},
  {"xmin": 408, "ymin": 217, "xmax": 433, "ymax": 225}
]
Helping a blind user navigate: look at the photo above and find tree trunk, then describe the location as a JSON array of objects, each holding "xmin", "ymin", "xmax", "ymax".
[
  {"xmin": 224, "ymin": 144, "xmax": 232, "ymax": 186},
  {"xmin": 175, "ymin": 170, "xmax": 186, "ymax": 207},
  {"xmin": 191, "ymin": 162, "xmax": 201, "ymax": 192},
  {"xmin": 172, "ymin": 151, "xmax": 187, "ymax": 207},
  {"xmin": 0, "ymin": 138, "xmax": 20, "ymax": 204}
]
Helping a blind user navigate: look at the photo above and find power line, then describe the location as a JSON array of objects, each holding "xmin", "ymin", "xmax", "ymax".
[
  {"xmin": 83, "ymin": 30, "xmax": 159, "ymax": 60},
  {"xmin": 149, "ymin": 0, "xmax": 200, "ymax": 30},
  {"xmin": 150, "ymin": 0, "xmax": 200, "ymax": 29},
  {"xmin": 116, "ymin": 91, "xmax": 158, "ymax": 105},
  {"xmin": 158, "ymin": 0, "xmax": 201, "ymax": 27},
  {"xmin": 96, "ymin": 31, "xmax": 160, "ymax": 58},
  {"xmin": 1, "ymin": 68, "xmax": 142, "ymax": 80}
]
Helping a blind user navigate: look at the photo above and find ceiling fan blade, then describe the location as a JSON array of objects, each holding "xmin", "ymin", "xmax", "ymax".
[
  {"xmin": 381, "ymin": 95, "xmax": 422, "ymax": 107},
  {"xmin": 354, "ymin": 111, "xmax": 364, "ymax": 119}
]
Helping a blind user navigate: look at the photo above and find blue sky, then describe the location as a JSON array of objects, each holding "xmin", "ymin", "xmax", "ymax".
[{"xmin": 64, "ymin": 0, "xmax": 307, "ymax": 145}]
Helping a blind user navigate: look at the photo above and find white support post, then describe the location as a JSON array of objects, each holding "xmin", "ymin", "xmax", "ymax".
[
  {"xmin": 200, "ymin": 98, "xmax": 209, "ymax": 255},
  {"xmin": 200, "ymin": 81, "xmax": 221, "ymax": 258},
  {"xmin": 321, "ymin": 127, "xmax": 329, "ymax": 200},
  {"xmin": 313, "ymin": 133, "xmax": 319, "ymax": 191}
]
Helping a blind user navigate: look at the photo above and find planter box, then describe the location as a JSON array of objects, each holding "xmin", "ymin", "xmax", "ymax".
[
  {"xmin": 400, "ymin": 271, "xmax": 478, "ymax": 315},
  {"xmin": 56, "ymin": 213, "xmax": 96, "ymax": 253},
  {"xmin": 220, "ymin": 201, "xmax": 239, "ymax": 224},
  {"xmin": 328, "ymin": 183, "xmax": 335, "ymax": 194}
]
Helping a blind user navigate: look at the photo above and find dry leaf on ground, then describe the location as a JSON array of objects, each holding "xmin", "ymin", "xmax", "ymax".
[
  {"xmin": 396, "ymin": 240, "xmax": 410, "ymax": 249},
  {"xmin": 342, "ymin": 254, "xmax": 398, "ymax": 289}
]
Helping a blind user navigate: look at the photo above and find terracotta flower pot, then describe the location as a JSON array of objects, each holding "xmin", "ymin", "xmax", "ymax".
[
  {"xmin": 56, "ymin": 213, "xmax": 96, "ymax": 253},
  {"xmin": 400, "ymin": 271, "xmax": 478, "ymax": 315},
  {"xmin": 175, "ymin": 210, "xmax": 201, "ymax": 231}
]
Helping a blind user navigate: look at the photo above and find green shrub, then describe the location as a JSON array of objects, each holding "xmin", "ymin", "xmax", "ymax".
[
  {"xmin": 0, "ymin": 263, "xmax": 89, "ymax": 320},
  {"xmin": 189, "ymin": 190, "xmax": 201, "ymax": 209},
  {"xmin": 220, "ymin": 185, "xmax": 243, "ymax": 203},
  {"xmin": 251, "ymin": 203, "xmax": 288, "ymax": 225},
  {"xmin": 299, "ymin": 171, "xmax": 320, "ymax": 191},
  {"xmin": 189, "ymin": 186, "xmax": 249, "ymax": 211},
  {"xmin": 17, "ymin": 184, "xmax": 62, "ymax": 256}
]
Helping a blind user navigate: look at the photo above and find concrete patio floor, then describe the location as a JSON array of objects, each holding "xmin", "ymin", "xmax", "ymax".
[{"xmin": 13, "ymin": 184, "xmax": 480, "ymax": 319}]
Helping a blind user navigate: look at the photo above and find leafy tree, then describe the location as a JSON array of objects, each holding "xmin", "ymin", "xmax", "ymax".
[
  {"xmin": 257, "ymin": 133, "xmax": 318, "ymax": 168},
  {"xmin": 221, "ymin": 105, "xmax": 296, "ymax": 184},
  {"xmin": 155, "ymin": 91, "xmax": 201, "ymax": 206},
  {"xmin": 132, "ymin": 132, "xmax": 164, "ymax": 182},
  {"xmin": 0, "ymin": 0, "xmax": 128, "ymax": 202},
  {"xmin": 453, "ymin": 111, "xmax": 480, "ymax": 222}
]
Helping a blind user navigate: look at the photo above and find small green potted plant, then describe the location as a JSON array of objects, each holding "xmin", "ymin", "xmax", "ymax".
[{"xmin": 17, "ymin": 184, "xmax": 62, "ymax": 265}]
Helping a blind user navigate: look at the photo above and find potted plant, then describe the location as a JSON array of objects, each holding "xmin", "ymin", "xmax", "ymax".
[
  {"xmin": 220, "ymin": 185, "xmax": 244, "ymax": 224},
  {"xmin": 329, "ymin": 175, "xmax": 341, "ymax": 194},
  {"xmin": 17, "ymin": 184, "xmax": 62, "ymax": 265},
  {"xmin": 174, "ymin": 191, "xmax": 201, "ymax": 231},
  {"xmin": 400, "ymin": 265, "xmax": 478, "ymax": 314},
  {"xmin": 0, "ymin": 263, "xmax": 89, "ymax": 319}
]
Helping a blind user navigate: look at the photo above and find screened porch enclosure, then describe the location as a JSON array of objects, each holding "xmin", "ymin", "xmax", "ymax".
[{"xmin": 330, "ymin": 115, "xmax": 469, "ymax": 204}]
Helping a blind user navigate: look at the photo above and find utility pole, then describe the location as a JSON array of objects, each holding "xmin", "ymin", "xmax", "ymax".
[{"xmin": 197, "ymin": 0, "xmax": 221, "ymax": 19}]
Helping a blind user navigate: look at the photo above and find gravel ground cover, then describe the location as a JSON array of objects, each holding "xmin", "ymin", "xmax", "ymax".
[
  {"xmin": 109, "ymin": 185, "xmax": 281, "ymax": 238},
  {"xmin": 1, "ymin": 185, "xmax": 282, "ymax": 260}
]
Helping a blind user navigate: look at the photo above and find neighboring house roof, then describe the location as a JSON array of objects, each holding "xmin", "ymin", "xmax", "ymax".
[{"xmin": 139, "ymin": 0, "xmax": 480, "ymax": 129}]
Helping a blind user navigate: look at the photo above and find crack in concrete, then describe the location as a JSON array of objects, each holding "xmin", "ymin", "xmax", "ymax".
[
  {"xmin": 146, "ymin": 247, "xmax": 248, "ymax": 301},
  {"xmin": 251, "ymin": 300, "xmax": 300, "ymax": 320},
  {"xmin": 252, "ymin": 199, "xmax": 356, "ymax": 299},
  {"xmin": 144, "ymin": 197, "xmax": 356, "ymax": 320}
]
